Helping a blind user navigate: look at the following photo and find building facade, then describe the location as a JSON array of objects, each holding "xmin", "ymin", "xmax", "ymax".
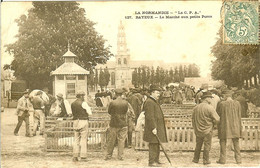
[
  {"xmin": 96, "ymin": 21, "xmax": 190, "ymax": 89},
  {"xmin": 51, "ymin": 48, "xmax": 89, "ymax": 101}
]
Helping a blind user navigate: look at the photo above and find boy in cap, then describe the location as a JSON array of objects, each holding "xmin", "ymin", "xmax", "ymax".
[
  {"xmin": 192, "ymin": 91, "xmax": 220, "ymax": 165},
  {"xmin": 71, "ymin": 91, "xmax": 92, "ymax": 162},
  {"xmin": 14, "ymin": 90, "xmax": 31, "ymax": 137},
  {"xmin": 105, "ymin": 88, "xmax": 129, "ymax": 161}
]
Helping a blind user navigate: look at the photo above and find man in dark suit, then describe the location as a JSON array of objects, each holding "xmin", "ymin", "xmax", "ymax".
[
  {"xmin": 127, "ymin": 88, "xmax": 142, "ymax": 124},
  {"xmin": 105, "ymin": 88, "xmax": 129, "ymax": 161},
  {"xmin": 143, "ymin": 85, "xmax": 168, "ymax": 167}
]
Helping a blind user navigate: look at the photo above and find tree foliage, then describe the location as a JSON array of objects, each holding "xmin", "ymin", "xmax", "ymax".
[
  {"xmin": 131, "ymin": 64, "xmax": 200, "ymax": 88},
  {"xmin": 98, "ymin": 68, "xmax": 106, "ymax": 89},
  {"xmin": 104, "ymin": 67, "xmax": 110, "ymax": 88},
  {"xmin": 211, "ymin": 25, "xmax": 259, "ymax": 87},
  {"xmin": 5, "ymin": 2, "xmax": 113, "ymax": 89}
]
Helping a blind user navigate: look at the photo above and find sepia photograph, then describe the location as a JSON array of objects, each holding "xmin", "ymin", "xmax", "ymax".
[{"xmin": 1, "ymin": 0, "xmax": 259, "ymax": 168}]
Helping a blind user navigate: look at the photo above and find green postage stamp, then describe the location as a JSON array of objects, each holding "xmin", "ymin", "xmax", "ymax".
[{"xmin": 223, "ymin": 1, "xmax": 259, "ymax": 44}]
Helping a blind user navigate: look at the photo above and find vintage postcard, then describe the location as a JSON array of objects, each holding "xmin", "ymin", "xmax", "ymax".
[{"xmin": 1, "ymin": 1, "xmax": 259, "ymax": 168}]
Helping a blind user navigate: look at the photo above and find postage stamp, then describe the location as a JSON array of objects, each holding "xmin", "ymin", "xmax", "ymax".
[{"xmin": 223, "ymin": 1, "xmax": 259, "ymax": 44}]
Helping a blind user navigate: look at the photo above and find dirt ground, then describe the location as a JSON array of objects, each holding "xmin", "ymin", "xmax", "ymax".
[{"xmin": 1, "ymin": 108, "xmax": 260, "ymax": 168}]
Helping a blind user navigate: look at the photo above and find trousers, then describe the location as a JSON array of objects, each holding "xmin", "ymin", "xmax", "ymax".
[
  {"xmin": 33, "ymin": 109, "xmax": 45, "ymax": 134},
  {"xmin": 219, "ymin": 138, "xmax": 241, "ymax": 163},
  {"xmin": 14, "ymin": 112, "xmax": 30, "ymax": 136},
  {"xmin": 73, "ymin": 120, "xmax": 88, "ymax": 158},
  {"xmin": 106, "ymin": 127, "xmax": 128, "ymax": 159},
  {"xmin": 193, "ymin": 132, "xmax": 212, "ymax": 163},
  {"xmin": 148, "ymin": 143, "xmax": 160, "ymax": 164}
]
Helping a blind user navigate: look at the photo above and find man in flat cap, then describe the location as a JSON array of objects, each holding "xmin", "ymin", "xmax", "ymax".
[
  {"xmin": 71, "ymin": 91, "xmax": 92, "ymax": 162},
  {"xmin": 143, "ymin": 85, "xmax": 167, "ymax": 167},
  {"xmin": 14, "ymin": 90, "xmax": 31, "ymax": 137},
  {"xmin": 105, "ymin": 88, "xmax": 129, "ymax": 161},
  {"xmin": 216, "ymin": 90, "xmax": 242, "ymax": 164},
  {"xmin": 192, "ymin": 91, "xmax": 220, "ymax": 165}
]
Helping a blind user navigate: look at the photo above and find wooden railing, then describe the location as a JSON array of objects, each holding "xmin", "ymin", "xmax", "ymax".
[
  {"xmin": 135, "ymin": 118, "xmax": 260, "ymax": 151},
  {"xmin": 44, "ymin": 118, "xmax": 110, "ymax": 152}
]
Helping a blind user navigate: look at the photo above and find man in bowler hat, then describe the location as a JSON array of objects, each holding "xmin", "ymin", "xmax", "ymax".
[{"xmin": 143, "ymin": 85, "xmax": 167, "ymax": 167}]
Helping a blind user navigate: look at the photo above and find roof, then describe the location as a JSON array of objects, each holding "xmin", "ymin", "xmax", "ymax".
[
  {"xmin": 63, "ymin": 49, "xmax": 76, "ymax": 57},
  {"xmin": 51, "ymin": 63, "xmax": 89, "ymax": 75}
]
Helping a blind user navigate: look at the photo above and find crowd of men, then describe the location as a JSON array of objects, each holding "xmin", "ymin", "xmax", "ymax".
[{"xmin": 12, "ymin": 84, "xmax": 260, "ymax": 166}]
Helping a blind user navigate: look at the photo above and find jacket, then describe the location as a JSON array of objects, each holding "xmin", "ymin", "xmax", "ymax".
[
  {"xmin": 217, "ymin": 98, "xmax": 242, "ymax": 139},
  {"xmin": 143, "ymin": 97, "xmax": 168, "ymax": 143},
  {"xmin": 16, "ymin": 96, "xmax": 30, "ymax": 117},
  {"xmin": 108, "ymin": 97, "xmax": 128, "ymax": 128}
]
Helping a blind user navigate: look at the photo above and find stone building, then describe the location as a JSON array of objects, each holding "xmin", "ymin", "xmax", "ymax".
[
  {"xmin": 96, "ymin": 21, "xmax": 189, "ymax": 89},
  {"xmin": 51, "ymin": 48, "xmax": 89, "ymax": 100}
]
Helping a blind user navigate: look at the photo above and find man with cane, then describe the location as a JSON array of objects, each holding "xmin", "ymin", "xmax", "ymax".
[{"xmin": 143, "ymin": 85, "xmax": 168, "ymax": 167}]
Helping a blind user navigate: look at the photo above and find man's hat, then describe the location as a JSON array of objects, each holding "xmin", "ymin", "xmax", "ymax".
[
  {"xmin": 149, "ymin": 85, "xmax": 162, "ymax": 92},
  {"xmin": 56, "ymin": 93, "xmax": 63, "ymax": 99},
  {"xmin": 76, "ymin": 90, "xmax": 86, "ymax": 96},
  {"xmin": 115, "ymin": 88, "xmax": 124, "ymax": 94},
  {"xmin": 201, "ymin": 91, "xmax": 213, "ymax": 99}
]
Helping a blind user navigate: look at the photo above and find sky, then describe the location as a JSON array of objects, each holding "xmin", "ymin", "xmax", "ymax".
[{"xmin": 1, "ymin": 1, "xmax": 222, "ymax": 77}]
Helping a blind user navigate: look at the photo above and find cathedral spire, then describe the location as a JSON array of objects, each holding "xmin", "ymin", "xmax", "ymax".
[{"xmin": 117, "ymin": 20, "xmax": 129, "ymax": 55}]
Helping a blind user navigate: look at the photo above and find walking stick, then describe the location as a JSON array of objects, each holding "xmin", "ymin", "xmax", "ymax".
[{"xmin": 155, "ymin": 134, "xmax": 172, "ymax": 166}]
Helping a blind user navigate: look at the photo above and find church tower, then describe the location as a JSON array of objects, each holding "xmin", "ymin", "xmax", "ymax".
[{"xmin": 115, "ymin": 21, "xmax": 132, "ymax": 88}]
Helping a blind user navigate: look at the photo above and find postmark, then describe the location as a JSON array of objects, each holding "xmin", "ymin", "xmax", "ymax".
[{"xmin": 223, "ymin": 1, "xmax": 259, "ymax": 44}]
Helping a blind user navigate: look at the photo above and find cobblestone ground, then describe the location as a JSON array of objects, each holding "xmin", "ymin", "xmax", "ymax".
[{"xmin": 1, "ymin": 108, "xmax": 260, "ymax": 168}]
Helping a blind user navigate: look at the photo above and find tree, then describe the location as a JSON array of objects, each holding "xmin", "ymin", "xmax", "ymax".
[
  {"xmin": 183, "ymin": 65, "xmax": 188, "ymax": 77},
  {"xmin": 155, "ymin": 66, "xmax": 161, "ymax": 85},
  {"xmin": 179, "ymin": 65, "xmax": 184, "ymax": 82},
  {"xmin": 132, "ymin": 68, "xmax": 138, "ymax": 87},
  {"xmin": 169, "ymin": 68, "xmax": 174, "ymax": 83},
  {"xmin": 5, "ymin": 2, "xmax": 113, "ymax": 89},
  {"xmin": 151, "ymin": 67, "xmax": 155, "ymax": 85},
  {"xmin": 160, "ymin": 68, "xmax": 165, "ymax": 86},
  {"xmin": 141, "ymin": 66, "xmax": 147, "ymax": 88},
  {"xmin": 104, "ymin": 67, "xmax": 110, "ymax": 89},
  {"xmin": 94, "ymin": 69, "xmax": 99, "ymax": 90},
  {"xmin": 192, "ymin": 64, "xmax": 200, "ymax": 77},
  {"xmin": 98, "ymin": 68, "xmax": 106, "ymax": 89},
  {"xmin": 174, "ymin": 67, "xmax": 180, "ymax": 82},
  {"xmin": 146, "ymin": 67, "xmax": 151, "ymax": 86},
  {"xmin": 165, "ymin": 70, "xmax": 171, "ymax": 85},
  {"xmin": 211, "ymin": 24, "xmax": 259, "ymax": 87},
  {"xmin": 87, "ymin": 68, "xmax": 95, "ymax": 91},
  {"xmin": 187, "ymin": 64, "xmax": 193, "ymax": 77},
  {"xmin": 137, "ymin": 67, "xmax": 142, "ymax": 87}
]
